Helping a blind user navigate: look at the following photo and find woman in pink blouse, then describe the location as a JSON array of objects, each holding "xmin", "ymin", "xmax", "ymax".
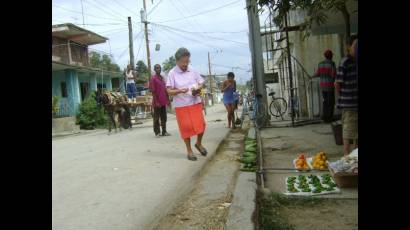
[{"xmin": 166, "ymin": 48, "xmax": 208, "ymax": 161}]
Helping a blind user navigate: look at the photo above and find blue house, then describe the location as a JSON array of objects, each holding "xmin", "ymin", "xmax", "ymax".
[{"xmin": 52, "ymin": 23, "xmax": 125, "ymax": 117}]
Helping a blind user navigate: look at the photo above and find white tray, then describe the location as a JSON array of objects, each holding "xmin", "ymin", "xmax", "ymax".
[{"xmin": 284, "ymin": 175, "xmax": 341, "ymax": 196}]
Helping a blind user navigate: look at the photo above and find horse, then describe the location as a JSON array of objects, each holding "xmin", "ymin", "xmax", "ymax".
[{"xmin": 98, "ymin": 91, "xmax": 132, "ymax": 132}]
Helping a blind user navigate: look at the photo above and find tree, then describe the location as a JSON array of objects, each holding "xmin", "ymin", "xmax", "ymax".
[
  {"xmin": 162, "ymin": 56, "xmax": 176, "ymax": 73},
  {"xmin": 135, "ymin": 60, "xmax": 149, "ymax": 83},
  {"xmin": 76, "ymin": 92, "xmax": 107, "ymax": 130},
  {"xmin": 258, "ymin": 0, "xmax": 356, "ymax": 52},
  {"xmin": 89, "ymin": 51, "xmax": 121, "ymax": 72}
]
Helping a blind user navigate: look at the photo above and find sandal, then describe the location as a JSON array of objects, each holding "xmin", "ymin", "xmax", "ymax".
[
  {"xmin": 194, "ymin": 144, "xmax": 208, "ymax": 156},
  {"xmin": 187, "ymin": 154, "xmax": 197, "ymax": 161}
]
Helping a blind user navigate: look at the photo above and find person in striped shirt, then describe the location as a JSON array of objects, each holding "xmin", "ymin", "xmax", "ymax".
[
  {"xmin": 335, "ymin": 35, "xmax": 358, "ymax": 155},
  {"xmin": 311, "ymin": 49, "xmax": 337, "ymax": 123}
]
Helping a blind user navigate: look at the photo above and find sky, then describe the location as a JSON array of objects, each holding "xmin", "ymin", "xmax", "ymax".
[{"xmin": 52, "ymin": 0, "xmax": 270, "ymax": 85}]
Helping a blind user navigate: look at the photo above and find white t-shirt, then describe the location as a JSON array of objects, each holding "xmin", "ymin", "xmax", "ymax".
[{"xmin": 126, "ymin": 71, "xmax": 135, "ymax": 84}]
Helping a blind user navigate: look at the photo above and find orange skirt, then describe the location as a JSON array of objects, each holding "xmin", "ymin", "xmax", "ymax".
[{"xmin": 175, "ymin": 103, "xmax": 206, "ymax": 139}]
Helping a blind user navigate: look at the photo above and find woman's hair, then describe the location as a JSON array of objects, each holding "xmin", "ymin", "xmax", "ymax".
[
  {"xmin": 175, "ymin": 47, "xmax": 191, "ymax": 61},
  {"xmin": 227, "ymin": 72, "xmax": 235, "ymax": 78}
]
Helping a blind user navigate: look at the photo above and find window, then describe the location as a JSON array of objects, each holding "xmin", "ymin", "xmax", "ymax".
[
  {"xmin": 61, "ymin": 82, "xmax": 68, "ymax": 98},
  {"xmin": 80, "ymin": 82, "xmax": 89, "ymax": 101},
  {"xmin": 97, "ymin": 83, "xmax": 106, "ymax": 90}
]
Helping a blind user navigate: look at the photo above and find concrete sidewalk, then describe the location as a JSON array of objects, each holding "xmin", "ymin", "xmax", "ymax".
[{"xmin": 52, "ymin": 103, "xmax": 231, "ymax": 230}]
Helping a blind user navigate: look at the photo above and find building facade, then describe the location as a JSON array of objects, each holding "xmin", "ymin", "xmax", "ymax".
[{"xmin": 52, "ymin": 23, "xmax": 125, "ymax": 117}]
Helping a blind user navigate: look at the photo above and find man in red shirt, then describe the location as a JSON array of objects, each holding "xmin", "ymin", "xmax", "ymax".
[{"xmin": 149, "ymin": 64, "xmax": 170, "ymax": 137}]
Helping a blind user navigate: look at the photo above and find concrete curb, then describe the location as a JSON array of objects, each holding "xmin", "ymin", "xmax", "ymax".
[
  {"xmin": 225, "ymin": 172, "xmax": 257, "ymax": 230},
  {"xmin": 225, "ymin": 120, "xmax": 257, "ymax": 230}
]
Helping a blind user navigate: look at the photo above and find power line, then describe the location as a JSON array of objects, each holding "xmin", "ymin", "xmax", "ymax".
[
  {"xmin": 154, "ymin": 24, "xmax": 249, "ymax": 57},
  {"xmin": 152, "ymin": 23, "xmax": 249, "ymax": 46},
  {"xmin": 168, "ymin": 0, "xmax": 199, "ymax": 34},
  {"xmin": 52, "ymin": 4, "xmax": 125, "ymax": 22},
  {"xmin": 89, "ymin": 0, "xmax": 130, "ymax": 19},
  {"xmin": 112, "ymin": 0, "xmax": 138, "ymax": 16},
  {"xmin": 97, "ymin": 27, "xmax": 129, "ymax": 35},
  {"xmin": 155, "ymin": 26, "xmax": 181, "ymax": 48},
  {"xmin": 153, "ymin": 24, "xmax": 220, "ymax": 51},
  {"xmin": 212, "ymin": 63, "xmax": 249, "ymax": 71},
  {"xmin": 191, "ymin": 30, "xmax": 249, "ymax": 34},
  {"xmin": 174, "ymin": 0, "xmax": 207, "ymax": 34},
  {"xmin": 101, "ymin": 28, "xmax": 129, "ymax": 37},
  {"xmin": 135, "ymin": 35, "xmax": 145, "ymax": 61},
  {"xmin": 117, "ymin": 30, "xmax": 144, "ymax": 61},
  {"xmin": 154, "ymin": 0, "xmax": 242, "ymax": 23},
  {"xmin": 73, "ymin": 22, "xmax": 126, "ymax": 26},
  {"xmin": 88, "ymin": 0, "xmax": 129, "ymax": 19},
  {"xmin": 83, "ymin": 0, "xmax": 128, "ymax": 23},
  {"xmin": 147, "ymin": 0, "xmax": 165, "ymax": 16}
]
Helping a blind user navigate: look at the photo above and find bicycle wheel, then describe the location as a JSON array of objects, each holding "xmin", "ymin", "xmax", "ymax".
[{"xmin": 269, "ymin": 98, "xmax": 287, "ymax": 117}]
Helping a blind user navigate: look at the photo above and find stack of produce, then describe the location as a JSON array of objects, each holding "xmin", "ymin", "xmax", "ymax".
[
  {"xmin": 308, "ymin": 174, "xmax": 337, "ymax": 193},
  {"xmin": 311, "ymin": 152, "xmax": 328, "ymax": 170},
  {"xmin": 294, "ymin": 154, "xmax": 309, "ymax": 170},
  {"xmin": 240, "ymin": 137, "xmax": 257, "ymax": 172}
]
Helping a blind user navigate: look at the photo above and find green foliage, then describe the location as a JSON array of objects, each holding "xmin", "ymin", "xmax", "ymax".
[
  {"xmin": 162, "ymin": 56, "xmax": 176, "ymax": 73},
  {"xmin": 76, "ymin": 92, "xmax": 107, "ymax": 130},
  {"xmin": 136, "ymin": 60, "xmax": 148, "ymax": 74},
  {"xmin": 135, "ymin": 60, "xmax": 150, "ymax": 83},
  {"xmin": 257, "ymin": 0, "xmax": 352, "ymax": 40},
  {"xmin": 89, "ymin": 51, "xmax": 121, "ymax": 72}
]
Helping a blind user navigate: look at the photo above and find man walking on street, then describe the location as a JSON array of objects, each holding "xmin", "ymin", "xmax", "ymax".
[
  {"xmin": 335, "ymin": 35, "xmax": 358, "ymax": 155},
  {"xmin": 311, "ymin": 49, "xmax": 337, "ymax": 123},
  {"xmin": 149, "ymin": 64, "xmax": 170, "ymax": 137}
]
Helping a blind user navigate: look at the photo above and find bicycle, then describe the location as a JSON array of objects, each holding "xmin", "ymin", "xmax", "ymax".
[
  {"xmin": 250, "ymin": 93, "xmax": 269, "ymax": 129},
  {"xmin": 268, "ymin": 91, "xmax": 287, "ymax": 120}
]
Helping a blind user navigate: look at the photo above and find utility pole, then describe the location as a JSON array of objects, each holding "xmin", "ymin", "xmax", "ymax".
[
  {"xmin": 246, "ymin": 0, "xmax": 270, "ymax": 127},
  {"xmin": 207, "ymin": 52, "xmax": 214, "ymax": 105},
  {"xmin": 128, "ymin": 17, "xmax": 135, "ymax": 70},
  {"xmin": 80, "ymin": 0, "xmax": 85, "ymax": 26},
  {"xmin": 142, "ymin": 0, "xmax": 152, "ymax": 79},
  {"xmin": 284, "ymin": 12, "xmax": 295, "ymax": 126}
]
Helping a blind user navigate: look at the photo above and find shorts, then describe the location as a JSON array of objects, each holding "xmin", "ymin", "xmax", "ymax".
[{"xmin": 342, "ymin": 109, "xmax": 358, "ymax": 140}]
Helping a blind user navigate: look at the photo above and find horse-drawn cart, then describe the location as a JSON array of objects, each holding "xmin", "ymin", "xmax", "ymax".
[
  {"xmin": 128, "ymin": 96, "xmax": 153, "ymax": 120},
  {"xmin": 99, "ymin": 91, "xmax": 152, "ymax": 132}
]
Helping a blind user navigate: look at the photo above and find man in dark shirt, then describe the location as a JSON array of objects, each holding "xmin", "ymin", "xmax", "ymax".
[
  {"xmin": 149, "ymin": 64, "xmax": 170, "ymax": 137},
  {"xmin": 335, "ymin": 35, "xmax": 358, "ymax": 155}
]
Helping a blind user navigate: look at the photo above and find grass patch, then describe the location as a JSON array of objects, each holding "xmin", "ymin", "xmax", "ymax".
[
  {"xmin": 258, "ymin": 191, "xmax": 326, "ymax": 230},
  {"xmin": 270, "ymin": 192, "xmax": 325, "ymax": 207}
]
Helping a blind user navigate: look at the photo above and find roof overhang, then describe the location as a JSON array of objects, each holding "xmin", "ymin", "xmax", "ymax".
[
  {"xmin": 52, "ymin": 23, "xmax": 108, "ymax": 45},
  {"xmin": 52, "ymin": 61, "xmax": 122, "ymax": 78}
]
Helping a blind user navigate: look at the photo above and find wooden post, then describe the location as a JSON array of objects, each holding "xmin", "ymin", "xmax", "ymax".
[
  {"xmin": 208, "ymin": 52, "xmax": 214, "ymax": 105},
  {"xmin": 128, "ymin": 17, "xmax": 135, "ymax": 70},
  {"xmin": 143, "ymin": 0, "xmax": 152, "ymax": 79}
]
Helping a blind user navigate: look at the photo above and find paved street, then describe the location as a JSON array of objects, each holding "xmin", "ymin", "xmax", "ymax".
[{"xmin": 52, "ymin": 103, "xmax": 231, "ymax": 230}]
